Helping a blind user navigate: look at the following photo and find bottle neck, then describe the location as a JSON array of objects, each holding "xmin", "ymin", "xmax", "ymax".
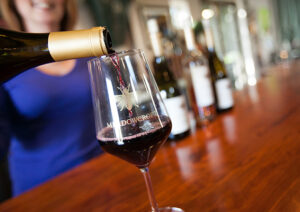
[
  {"xmin": 48, "ymin": 27, "xmax": 112, "ymax": 61},
  {"xmin": 147, "ymin": 19, "xmax": 176, "ymax": 84},
  {"xmin": 202, "ymin": 20, "xmax": 215, "ymax": 52},
  {"xmin": 183, "ymin": 27, "xmax": 197, "ymax": 52},
  {"xmin": 184, "ymin": 27, "xmax": 207, "ymax": 60}
]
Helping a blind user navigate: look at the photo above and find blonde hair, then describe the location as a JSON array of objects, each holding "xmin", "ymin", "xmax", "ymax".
[{"xmin": 0, "ymin": 0, "xmax": 78, "ymax": 31}]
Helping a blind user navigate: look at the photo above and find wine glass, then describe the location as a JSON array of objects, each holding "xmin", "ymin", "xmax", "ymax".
[{"xmin": 88, "ymin": 49, "xmax": 184, "ymax": 212}]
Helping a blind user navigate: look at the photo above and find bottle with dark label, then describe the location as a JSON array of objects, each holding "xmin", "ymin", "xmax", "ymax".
[
  {"xmin": 0, "ymin": 27, "xmax": 113, "ymax": 83},
  {"xmin": 183, "ymin": 26, "xmax": 216, "ymax": 126},
  {"xmin": 201, "ymin": 20, "xmax": 234, "ymax": 112},
  {"xmin": 147, "ymin": 19, "xmax": 190, "ymax": 140}
]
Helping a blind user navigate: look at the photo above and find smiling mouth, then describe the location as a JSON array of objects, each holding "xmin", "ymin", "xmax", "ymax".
[{"xmin": 32, "ymin": 1, "xmax": 54, "ymax": 10}]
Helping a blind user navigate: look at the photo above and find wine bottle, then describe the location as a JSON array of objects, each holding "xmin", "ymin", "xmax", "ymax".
[
  {"xmin": 208, "ymin": 49, "xmax": 234, "ymax": 111},
  {"xmin": 147, "ymin": 19, "xmax": 190, "ymax": 140},
  {"xmin": 201, "ymin": 20, "xmax": 234, "ymax": 112},
  {"xmin": 0, "ymin": 27, "xmax": 113, "ymax": 83},
  {"xmin": 183, "ymin": 26, "xmax": 216, "ymax": 126}
]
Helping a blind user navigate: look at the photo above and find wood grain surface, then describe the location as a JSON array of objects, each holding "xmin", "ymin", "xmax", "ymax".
[{"xmin": 1, "ymin": 60, "xmax": 299, "ymax": 212}]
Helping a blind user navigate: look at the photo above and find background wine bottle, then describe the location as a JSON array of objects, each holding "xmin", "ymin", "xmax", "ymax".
[
  {"xmin": 0, "ymin": 27, "xmax": 113, "ymax": 83},
  {"xmin": 147, "ymin": 19, "xmax": 190, "ymax": 140},
  {"xmin": 208, "ymin": 49, "xmax": 234, "ymax": 111},
  {"xmin": 183, "ymin": 26, "xmax": 216, "ymax": 126},
  {"xmin": 201, "ymin": 20, "xmax": 234, "ymax": 112}
]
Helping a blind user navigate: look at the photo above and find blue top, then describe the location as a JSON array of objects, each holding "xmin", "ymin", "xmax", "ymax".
[{"xmin": 0, "ymin": 58, "xmax": 102, "ymax": 196}]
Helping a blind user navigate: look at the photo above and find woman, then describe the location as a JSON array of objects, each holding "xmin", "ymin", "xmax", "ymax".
[{"xmin": 0, "ymin": 0, "xmax": 102, "ymax": 196}]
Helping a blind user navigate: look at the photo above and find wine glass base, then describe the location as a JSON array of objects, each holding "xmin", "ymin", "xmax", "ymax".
[{"xmin": 157, "ymin": 207, "xmax": 184, "ymax": 212}]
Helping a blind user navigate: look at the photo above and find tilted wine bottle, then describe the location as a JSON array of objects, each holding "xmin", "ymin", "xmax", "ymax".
[
  {"xmin": 147, "ymin": 19, "xmax": 190, "ymax": 140},
  {"xmin": 0, "ymin": 27, "xmax": 113, "ymax": 83},
  {"xmin": 183, "ymin": 26, "xmax": 216, "ymax": 126}
]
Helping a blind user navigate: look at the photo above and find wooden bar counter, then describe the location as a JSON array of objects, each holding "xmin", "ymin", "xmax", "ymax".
[{"xmin": 0, "ymin": 60, "xmax": 299, "ymax": 212}]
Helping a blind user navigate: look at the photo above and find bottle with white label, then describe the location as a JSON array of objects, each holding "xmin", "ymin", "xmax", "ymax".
[
  {"xmin": 208, "ymin": 49, "xmax": 234, "ymax": 111},
  {"xmin": 147, "ymin": 19, "xmax": 190, "ymax": 140},
  {"xmin": 202, "ymin": 19, "xmax": 234, "ymax": 112},
  {"xmin": 183, "ymin": 26, "xmax": 216, "ymax": 126}
]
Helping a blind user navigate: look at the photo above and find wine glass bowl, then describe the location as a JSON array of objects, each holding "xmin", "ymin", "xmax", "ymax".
[
  {"xmin": 96, "ymin": 114, "xmax": 172, "ymax": 168},
  {"xmin": 88, "ymin": 49, "xmax": 184, "ymax": 212},
  {"xmin": 89, "ymin": 49, "xmax": 171, "ymax": 168}
]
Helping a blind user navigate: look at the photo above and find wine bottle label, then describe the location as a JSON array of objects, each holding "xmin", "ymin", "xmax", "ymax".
[
  {"xmin": 215, "ymin": 78, "xmax": 234, "ymax": 109},
  {"xmin": 190, "ymin": 65, "xmax": 215, "ymax": 107},
  {"xmin": 163, "ymin": 95, "xmax": 190, "ymax": 135}
]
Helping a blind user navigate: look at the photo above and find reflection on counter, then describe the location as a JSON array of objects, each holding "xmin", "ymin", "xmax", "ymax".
[
  {"xmin": 222, "ymin": 114, "xmax": 237, "ymax": 144},
  {"xmin": 205, "ymin": 138, "xmax": 224, "ymax": 176}
]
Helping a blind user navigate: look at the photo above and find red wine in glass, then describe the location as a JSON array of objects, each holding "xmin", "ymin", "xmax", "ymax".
[{"xmin": 97, "ymin": 116, "xmax": 171, "ymax": 168}]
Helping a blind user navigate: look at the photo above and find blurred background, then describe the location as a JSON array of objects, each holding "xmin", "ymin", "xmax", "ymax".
[
  {"xmin": 1, "ymin": 0, "xmax": 299, "ymax": 90},
  {"xmin": 0, "ymin": 0, "xmax": 299, "ymax": 202}
]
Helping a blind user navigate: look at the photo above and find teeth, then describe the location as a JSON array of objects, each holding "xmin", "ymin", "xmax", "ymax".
[{"xmin": 32, "ymin": 2, "xmax": 51, "ymax": 9}]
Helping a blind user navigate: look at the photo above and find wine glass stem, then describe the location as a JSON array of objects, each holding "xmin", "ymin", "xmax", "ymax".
[{"xmin": 140, "ymin": 167, "xmax": 159, "ymax": 212}]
